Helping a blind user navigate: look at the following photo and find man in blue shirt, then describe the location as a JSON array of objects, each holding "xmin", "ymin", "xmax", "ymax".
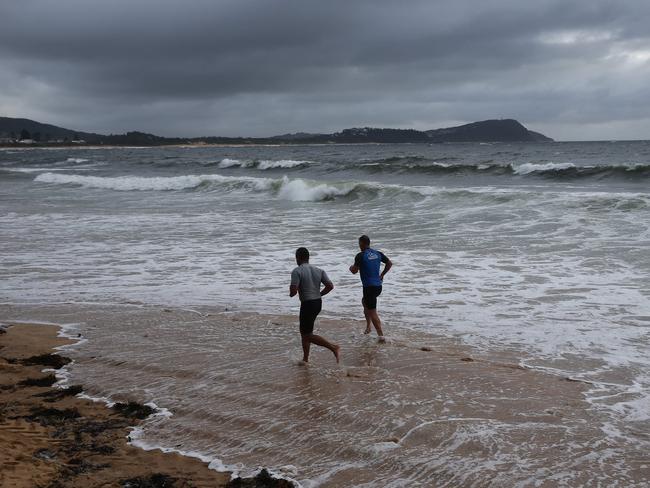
[{"xmin": 349, "ymin": 235, "xmax": 392, "ymax": 341}]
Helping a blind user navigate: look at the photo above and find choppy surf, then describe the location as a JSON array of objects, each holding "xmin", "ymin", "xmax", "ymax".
[{"xmin": 2, "ymin": 141, "xmax": 650, "ymax": 486}]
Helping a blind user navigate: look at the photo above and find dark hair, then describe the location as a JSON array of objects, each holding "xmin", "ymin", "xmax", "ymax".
[
  {"xmin": 358, "ymin": 235, "xmax": 370, "ymax": 245},
  {"xmin": 295, "ymin": 247, "xmax": 310, "ymax": 262}
]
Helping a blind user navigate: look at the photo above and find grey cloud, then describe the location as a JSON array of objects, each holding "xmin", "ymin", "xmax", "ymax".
[{"xmin": 0, "ymin": 0, "xmax": 649, "ymax": 139}]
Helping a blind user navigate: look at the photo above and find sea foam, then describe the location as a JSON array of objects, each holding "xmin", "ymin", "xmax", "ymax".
[
  {"xmin": 34, "ymin": 172, "xmax": 274, "ymax": 192},
  {"xmin": 275, "ymin": 176, "xmax": 355, "ymax": 201},
  {"xmin": 218, "ymin": 158, "xmax": 310, "ymax": 170}
]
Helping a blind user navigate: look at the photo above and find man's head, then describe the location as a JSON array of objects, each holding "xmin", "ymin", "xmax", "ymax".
[
  {"xmin": 358, "ymin": 235, "xmax": 370, "ymax": 251},
  {"xmin": 295, "ymin": 247, "xmax": 310, "ymax": 265}
]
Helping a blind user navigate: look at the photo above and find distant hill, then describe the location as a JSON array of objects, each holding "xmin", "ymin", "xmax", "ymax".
[
  {"xmin": 0, "ymin": 116, "xmax": 553, "ymax": 145},
  {"xmin": 426, "ymin": 119, "xmax": 552, "ymax": 142},
  {"xmin": 0, "ymin": 117, "xmax": 105, "ymax": 143}
]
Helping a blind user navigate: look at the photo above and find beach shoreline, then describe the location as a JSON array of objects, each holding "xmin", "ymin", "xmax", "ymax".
[
  {"xmin": 2, "ymin": 303, "xmax": 649, "ymax": 486},
  {"xmin": 0, "ymin": 321, "xmax": 293, "ymax": 488}
]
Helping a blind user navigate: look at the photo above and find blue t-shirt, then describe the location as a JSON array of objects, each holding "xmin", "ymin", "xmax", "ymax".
[{"xmin": 355, "ymin": 248, "xmax": 389, "ymax": 287}]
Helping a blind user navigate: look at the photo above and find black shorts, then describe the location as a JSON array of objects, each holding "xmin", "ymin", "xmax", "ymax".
[
  {"xmin": 362, "ymin": 286, "xmax": 382, "ymax": 310},
  {"xmin": 299, "ymin": 298, "xmax": 322, "ymax": 335}
]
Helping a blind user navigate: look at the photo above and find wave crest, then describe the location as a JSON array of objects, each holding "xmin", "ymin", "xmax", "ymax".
[
  {"xmin": 34, "ymin": 172, "xmax": 273, "ymax": 192},
  {"xmin": 217, "ymin": 158, "xmax": 310, "ymax": 170},
  {"xmin": 359, "ymin": 158, "xmax": 650, "ymax": 179},
  {"xmin": 33, "ymin": 172, "xmax": 422, "ymax": 202},
  {"xmin": 275, "ymin": 176, "xmax": 355, "ymax": 201}
]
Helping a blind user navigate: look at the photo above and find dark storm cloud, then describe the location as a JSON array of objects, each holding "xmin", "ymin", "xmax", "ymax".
[{"xmin": 1, "ymin": 0, "xmax": 649, "ymax": 139}]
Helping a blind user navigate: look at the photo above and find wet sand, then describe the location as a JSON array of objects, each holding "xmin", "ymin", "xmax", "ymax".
[
  {"xmin": 1, "ymin": 304, "xmax": 649, "ymax": 487},
  {"xmin": 0, "ymin": 322, "xmax": 292, "ymax": 488}
]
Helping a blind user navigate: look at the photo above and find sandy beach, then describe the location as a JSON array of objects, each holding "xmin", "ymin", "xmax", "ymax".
[
  {"xmin": 0, "ymin": 321, "xmax": 294, "ymax": 488},
  {"xmin": 2, "ymin": 304, "xmax": 648, "ymax": 486}
]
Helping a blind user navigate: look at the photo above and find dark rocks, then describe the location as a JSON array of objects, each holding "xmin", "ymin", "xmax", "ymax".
[
  {"xmin": 19, "ymin": 374, "xmax": 58, "ymax": 387},
  {"xmin": 76, "ymin": 418, "xmax": 128, "ymax": 436},
  {"xmin": 227, "ymin": 469, "xmax": 295, "ymax": 488},
  {"xmin": 36, "ymin": 384, "xmax": 84, "ymax": 401},
  {"xmin": 112, "ymin": 401, "xmax": 156, "ymax": 420},
  {"xmin": 122, "ymin": 473, "xmax": 178, "ymax": 488},
  {"xmin": 66, "ymin": 457, "xmax": 110, "ymax": 474},
  {"xmin": 27, "ymin": 407, "xmax": 81, "ymax": 426},
  {"xmin": 22, "ymin": 353, "xmax": 71, "ymax": 369}
]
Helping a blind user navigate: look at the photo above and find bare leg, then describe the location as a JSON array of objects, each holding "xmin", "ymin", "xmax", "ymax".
[
  {"xmin": 368, "ymin": 309, "xmax": 384, "ymax": 340},
  {"xmin": 301, "ymin": 334, "xmax": 311, "ymax": 362},
  {"xmin": 362, "ymin": 298, "xmax": 371, "ymax": 334},
  {"xmin": 305, "ymin": 333, "xmax": 340, "ymax": 363}
]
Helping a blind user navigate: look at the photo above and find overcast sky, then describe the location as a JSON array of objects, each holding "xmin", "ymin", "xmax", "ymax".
[{"xmin": 1, "ymin": 1, "xmax": 649, "ymax": 140}]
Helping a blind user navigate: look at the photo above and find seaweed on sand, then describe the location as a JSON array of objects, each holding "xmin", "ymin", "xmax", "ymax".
[
  {"xmin": 21, "ymin": 353, "xmax": 72, "ymax": 369},
  {"xmin": 227, "ymin": 469, "xmax": 295, "ymax": 488},
  {"xmin": 112, "ymin": 401, "xmax": 156, "ymax": 420},
  {"xmin": 122, "ymin": 473, "xmax": 178, "ymax": 488},
  {"xmin": 19, "ymin": 374, "xmax": 58, "ymax": 387}
]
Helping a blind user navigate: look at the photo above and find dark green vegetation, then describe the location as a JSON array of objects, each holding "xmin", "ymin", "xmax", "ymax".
[{"xmin": 0, "ymin": 116, "xmax": 552, "ymax": 145}]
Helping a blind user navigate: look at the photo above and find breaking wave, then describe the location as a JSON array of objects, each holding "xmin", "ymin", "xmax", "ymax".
[
  {"xmin": 35, "ymin": 172, "xmax": 274, "ymax": 192},
  {"xmin": 32, "ymin": 171, "xmax": 650, "ymax": 207},
  {"xmin": 511, "ymin": 162, "xmax": 650, "ymax": 178},
  {"xmin": 217, "ymin": 158, "xmax": 310, "ymax": 170},
  {"xmin": 34, "ymin": 172, "xmax": 431, "ymax": 202},
  {"xmin": 358, "ymin": 157, "xmax": 650, "ymax": 179}
]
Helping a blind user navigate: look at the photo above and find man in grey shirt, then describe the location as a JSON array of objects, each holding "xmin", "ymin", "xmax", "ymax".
[{"xmin": 289, "ymin": 247, "xmax": 340, "ymax": 363}]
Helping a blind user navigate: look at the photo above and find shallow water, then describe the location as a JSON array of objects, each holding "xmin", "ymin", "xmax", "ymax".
[{"xmin": 3, "ymin": 303, "xmax": 648, "ymax": 487}]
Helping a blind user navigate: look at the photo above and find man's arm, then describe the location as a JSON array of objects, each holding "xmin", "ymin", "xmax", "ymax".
[
  {"xmin": 321, "ymin": 281, "xmax": 334, "ymax": 296},
  {"xmin": 380, "ymin": 253, "xmax": 392, "ymax": 281},
  {"xmin": 320, "ymin": 271, "xmax": 334, "ymax": 296},
  {"xmin": 289, "ymin": 268, "xmax": 300, "ymax": 297},
  {"xmin": 349, "ymin": 252, "xmax": 362, "ymax": 274}
]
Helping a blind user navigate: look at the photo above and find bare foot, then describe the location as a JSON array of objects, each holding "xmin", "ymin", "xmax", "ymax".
[
  {"xmin": 333, "ymin": 345, "xmax": 341, "ymax": 364},
  {"xmin": 301, "ymin": 358, "xmax": 309, "ymax": 364},
  {"xmin": 364, "ymin": 326, "xmax": 371, "ymax": 334},
  {"xmin": 378, "ymin": 336, "xmax": 386, "ymax": 343}
]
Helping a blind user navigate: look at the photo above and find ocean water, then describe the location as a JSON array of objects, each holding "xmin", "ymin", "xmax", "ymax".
[{"xmin": 1, "ymin": 142, "xmax": 650, "ymax": 486}]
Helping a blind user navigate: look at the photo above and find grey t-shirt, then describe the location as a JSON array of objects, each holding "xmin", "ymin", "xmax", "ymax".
[{"xmin": 290, "ymin": 263, "xmax": 332, "ymax": 302}]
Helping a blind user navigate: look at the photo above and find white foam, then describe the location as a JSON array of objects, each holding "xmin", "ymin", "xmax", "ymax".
[
  {"xmin": 276, "ymin": 176, "xmax": 356, "ymax": 201},
  {"xmin": 34, "ymin": 172, "xmax": 274, "ymax": 192},
  {"xmin": 218, "ymin": 158, "xmax": 310, "ymax": 170},
  {"xmin": 513, "ymin": 162, "xmax": 576, "ymax": 175},
  {"xmin": 257, "ymin": 159, "xmax": 310, "ymax": 170},
  {"xmin": 128, "ymin": 427, "xmax": 302, "ymax": 486},
  {"xmin": 65, "ymin": 157, "xmax": 89, "ymax": 163},
  {"xmin": 218, "ymin": 158, "xmax": 254, "ymax": 168},
  {"xmin": 5, "ymin": 165, "xmax": 103, "ymax": 173}
]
